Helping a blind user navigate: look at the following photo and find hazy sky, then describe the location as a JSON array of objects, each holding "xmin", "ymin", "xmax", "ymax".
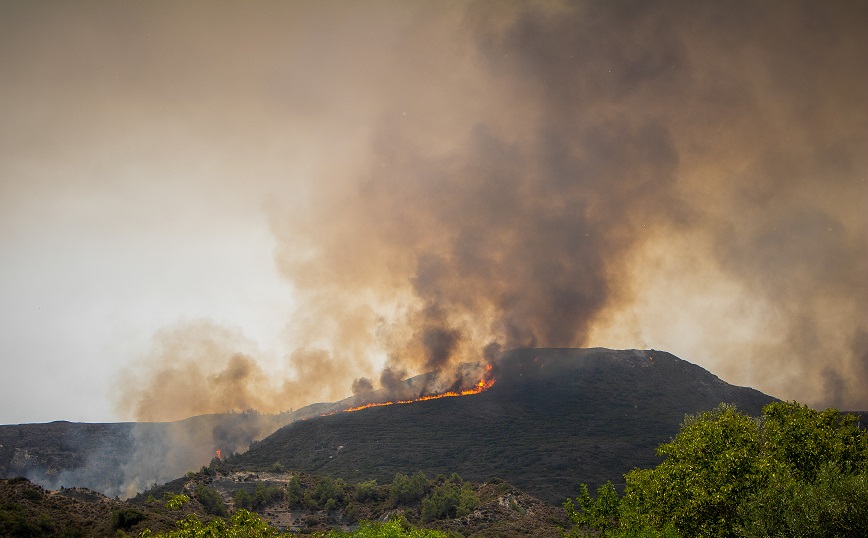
[{"xmin": 1, "ymin": 1, "xmax": 866, "ymax": 424}]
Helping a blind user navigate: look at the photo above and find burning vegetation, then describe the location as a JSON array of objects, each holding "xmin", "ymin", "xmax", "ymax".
[{"xmin": 344, "ymin": 365, "xmax": 495, "ymax": 414}]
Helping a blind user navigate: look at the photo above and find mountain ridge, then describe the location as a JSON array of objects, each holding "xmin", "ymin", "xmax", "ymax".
[{"xmin": 224, "ymin": 348, "xmax": 777, "ymax": 503}]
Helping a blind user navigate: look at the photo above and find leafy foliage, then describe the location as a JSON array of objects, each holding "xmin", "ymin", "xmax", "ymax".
[
  {"xmin": 325, "ymin": 517, "xmax": 449, "ymax": 537},
  {"xmin": 111, "ymin": 507, "xmax": 146, "ymax": 530},
  {"xmin": 759, "ymin": 401, "xmax": 868, "ymax": 480},
  {"xmin": 141, "ymin": 509, "xmax": 285, "ymax": 537},
  {"xmin": 195, "ymin": 484, "xmax": 227, "ymax": 517},
  {"xmin": 286, "ymin": 475, "xmax": 304, "ymax": 508},
  {"xmin": 563, "ymin": 482, "xmax": 620, "ymax": 536},
  {"xmin": 619, "ymin": 404, "xmax": 763, "ymax": 536},
  {"xmin": 21, "ymin": 487, "xmax": 43, "ymax": 501},
  {"xmin": 564, "ymin": 401, "xmax": 868, "ymax": 538},
  {"xmin": 235, "ymin": 484, "xmax": 284, "ymax": 510},
  {"xmin": 736, "ymin": 462, "xmax": 868, "ymax": 537},
  {"xmin": 304, "ymin": 476, "xmax": 348, "ymax": 510},
  {"xmin": 390, "ymin": 472, "xmax": 429, "ymax": 505},
  {"xmin": 141, "ymin": 505, "xmax": 448, "ymax": 538},
  {"xmin": 164, "ymin": 494, "xmax": 189, "ymax": 511},
  {"xmin": 420, "ymin": 474, "xmax": 479, "ymax": 522},
  {"xmin": 1, "ymin": 502, "xmax": 49, "ymax": 537},
  {"xmin": 354, "ymin": 479, "xmax": 381, "ymax": 503}
]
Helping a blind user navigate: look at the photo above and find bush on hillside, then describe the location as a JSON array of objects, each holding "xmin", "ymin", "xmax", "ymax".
[
  {"xmin": 326, "ymin": 517, "xmax": 448, "ymax": 537},
  {"xmin": 354, "ymin": 479, "xmax": 382, "ymax": 503},
  {"xmin": 390, "ymin": 472, "xmax": 429, "ymax": 506},
  {"xmin": 420, "ymin": 474, "xmax": 478, "ymax": 522},
  {"xmin": 195, "ymin": 484, "xmax": 227, "ymax": 517},
  {"xmin": 141, "ymin": 509, "xmax": 283, "ymax": 537},
  {"xmin": 111, "ymin": 508, "xmax": 146, "ymax": 530},
  {"xmin": 304, "ymin": 476, "xmax": 348, "ymax": 510},
  {"xmin": 234, "ymin": 483, "xmax": 284, "ymax": 510}
]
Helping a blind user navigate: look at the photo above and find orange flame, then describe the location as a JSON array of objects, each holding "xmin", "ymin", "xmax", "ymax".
[
  {"xmin": 343, "ymin": 365, "xmax": 496, "ymax": 413},
  {"xmin": 215, "ymin": 449, "xmax": 222, "ymax": 460}
]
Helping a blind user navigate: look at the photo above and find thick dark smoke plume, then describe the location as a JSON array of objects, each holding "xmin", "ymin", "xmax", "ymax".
[{"xmin": 118, "ymin": 0, "xmax": 867, "ymax": 420}]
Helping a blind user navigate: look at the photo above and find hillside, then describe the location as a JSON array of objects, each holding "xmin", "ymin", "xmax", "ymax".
[
  {"xmin": 3, "ymin": 471, "xmax": 569, "ymax": 537},
  {"xmin": 0, "ymin": 476, "xmax": 183, "ymax": 536},
  {"xmin": 226, "ymin": 348, "xmax": 776, "ymax": 503},
  {"xmin": 0, "ymin": 404, "xmax": 331, "ymax": 498}
]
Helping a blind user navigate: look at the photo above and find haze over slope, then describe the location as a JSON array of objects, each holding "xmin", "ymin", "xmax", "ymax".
[{"xmin": 0, "ymin": 406, "xmax": 329, "ymax": 499}]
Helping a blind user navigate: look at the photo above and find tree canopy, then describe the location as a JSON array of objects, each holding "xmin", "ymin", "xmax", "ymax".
[{"xmin": 565, "ymin": 401, "xmax": 868, "ymax": 537}]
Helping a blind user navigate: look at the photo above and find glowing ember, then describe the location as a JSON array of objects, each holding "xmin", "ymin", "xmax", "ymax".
[{"xmin": 343, "ymin": 365, "xmax": 495, "ymax": 413}]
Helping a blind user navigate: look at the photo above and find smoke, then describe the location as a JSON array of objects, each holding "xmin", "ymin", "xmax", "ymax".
[
  {"xmin": 10, "ymin": 414, "xmax": 302, "ymax": 499},
  {"xmin": 113, "ymin": 0, "xmax": 866, "ymax": 421}
]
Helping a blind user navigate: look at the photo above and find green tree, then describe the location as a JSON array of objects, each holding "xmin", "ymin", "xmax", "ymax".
[
  {"xmin": 420, "ymin": 475, "xmax": 478, "ymax": 522},
  {"xmin": 619, "ymin": 404, "xmax": 763, "ymax": 536},
  {"xmin": 235, "ymin": 488, "xmax": 253, "ymax": 510},
  {"xmin": 758, "ymin": 401, "xmax": 868, "ymax": 480},
  {"xmin": 195, "ymin": 484, "xmax": 227, "ymax": 517},
  {"xmin": 286, "ymin": 475, "xmax": 304, "ymax": 508},
  {"xmin": 111, "ymin": 508, "xmax": 146, "ymax": 531},
  {"xmin": 563, "ymin": 482, "xmax": 620, "ymax": 536},
  {"xmin": 304, "ymin": 476, "xmax": 348, "ymax": 510},
  {"xmin": 390, "ymin": 472, "xmax": 429, "ymax": 505},
  {"xmin": 354, "ymin": 479, "xmax": 381, "ymax": 502},
  {"xmin": 164, "ymin": 494, "xmax": 189, "ymax": 511},
  {"xmin": 572, "ymin": 401, "xmax": 868, "ymax": 538},
  {"xmin": 253, "ymin": 484, "xmax": 284, "ymax": 508},
  {"xmin": 736, "ymin": 462, "xmax": 868, "ymax": 537}
]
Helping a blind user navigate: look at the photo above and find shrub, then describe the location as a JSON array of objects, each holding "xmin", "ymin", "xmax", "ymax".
[
  {"xmin": 354, "ymin": 479, "xmax": 381, "ymax": 502},
  {"xmin": 165, "ymin": 494, "xmax": 190, "ymax": 511},
  {"xmin": 304, "ymin": 476, "xmax": 347, "ymax": 510},
  {"xmin": 287, "ymin": 475, "xmax": 304, "ymax": 508},
  {"xmin": 21, "ymin": 488, "xmax": 42, "ymax": 501},
  {"xmin": 111, "ymin": 508, "xmax": 146, "ymax": 530},
  {"xmin": 236, "ymin": 484, "xmax": 284, "ymax": 510},
  {"xmin": 390, "ymin": 472, "xmax": 429, "ymax": 505},
  {"xmin": 195, "ymin": 484, "xmax": 227, "ymax": 517},
  {"xmin": 563, "ymin": 482, "xmax": 620, "ymax": 536},
  {"xmin": 325, "ymin": 517, "xmax": 449, "ymax": 537},
  {"xmin": 0, "ymin": 503, "xmax": 40, "ymax": 537},
  {"xmin": 235, "ymin": 488, "xmax": 253, "ymax": 509},
  {"xmin": 141, "ymin": 509, "xmax": 282, "ymax": 537},
  {"xmin": 421, "ymin": 479, "xmax": 478, "ymax": 522}
]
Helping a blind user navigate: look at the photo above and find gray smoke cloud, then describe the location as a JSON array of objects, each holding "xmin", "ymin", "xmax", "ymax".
[{"xmin": 108, "ymin": 0, "xmax": 866, "ymax": 420}]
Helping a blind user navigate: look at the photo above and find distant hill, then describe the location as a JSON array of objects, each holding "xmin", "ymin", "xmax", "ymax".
[
  {"xmin": 0, "ymin": 404, "xmax": 331, "ymax": 498},
  {"xmin": 226, "ymin": 348, "xmax": 777, "ymax": 503}
]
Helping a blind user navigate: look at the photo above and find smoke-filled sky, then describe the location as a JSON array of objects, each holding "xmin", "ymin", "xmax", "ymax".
[{"xmin": 1, "ymin": 1, "xmax": 866, "ymax": 424}]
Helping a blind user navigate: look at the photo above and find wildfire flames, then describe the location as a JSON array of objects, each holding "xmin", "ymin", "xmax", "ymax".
[
  {"xmin": 344, "ymin": 365, "xmax": 495, "ymax": 413},
  {"xmin": 215, "ymin": 449, "xmax": 222, "ymax": 460}
]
